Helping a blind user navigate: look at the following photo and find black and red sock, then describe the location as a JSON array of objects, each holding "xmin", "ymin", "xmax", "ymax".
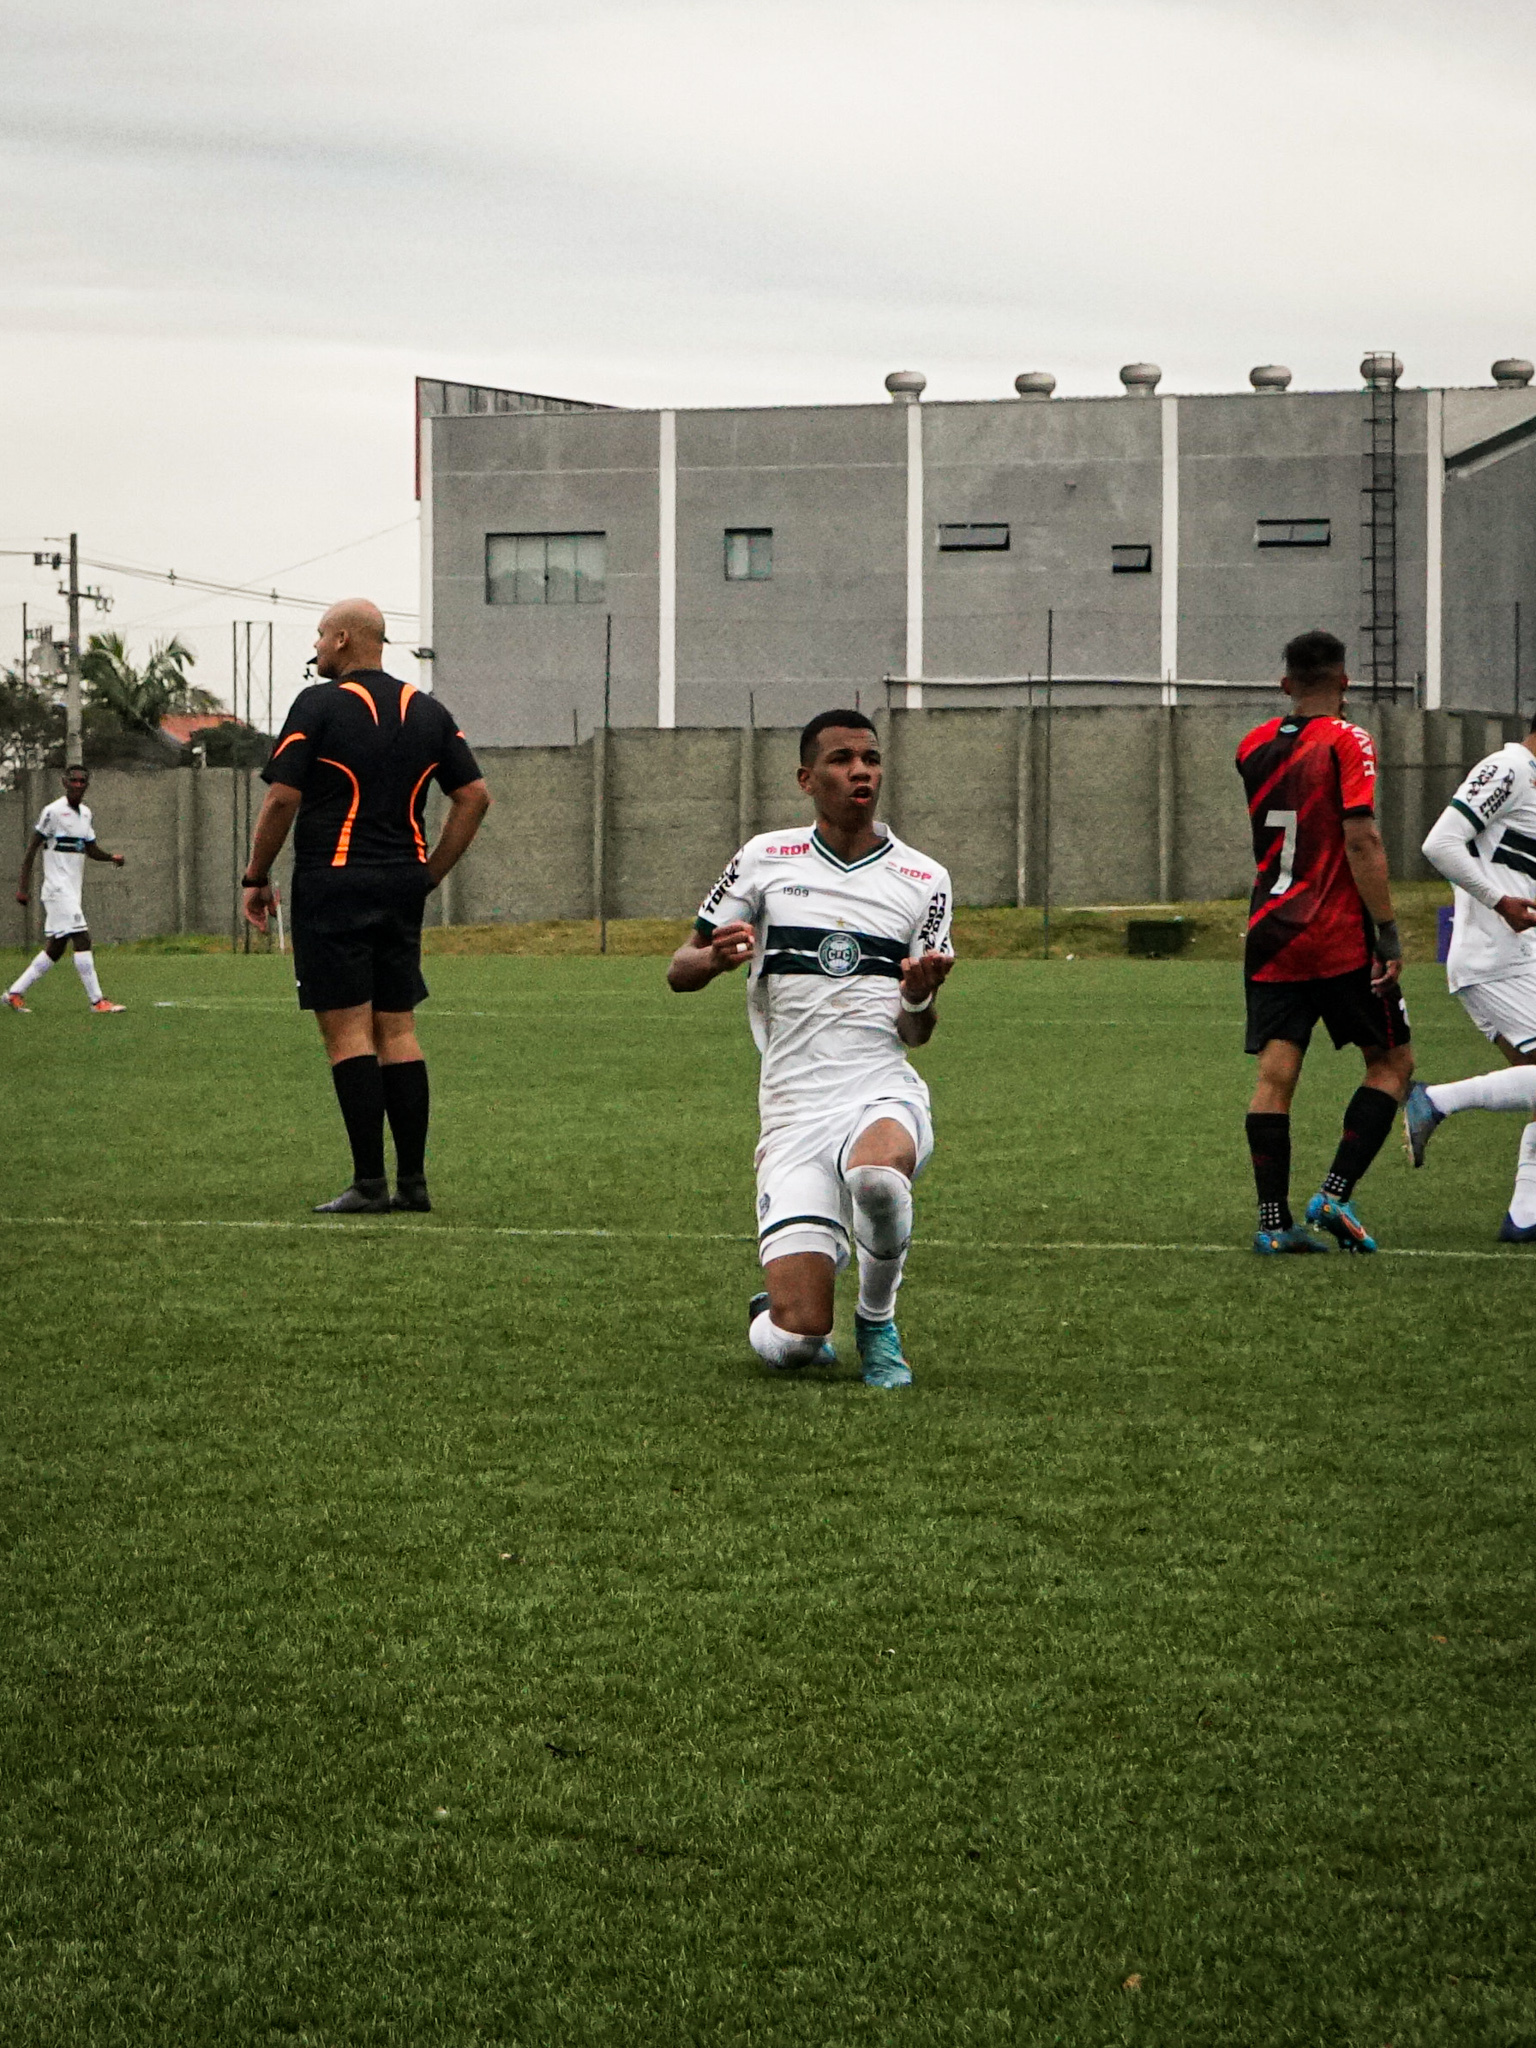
[
  {"xmin": 1246, "ymin": 1112, "xmax": 1292, "ymax": 1232},
  {"xmin": 1322, "ymin": 1085, "xmax": 1398, "ymax": 1200}
]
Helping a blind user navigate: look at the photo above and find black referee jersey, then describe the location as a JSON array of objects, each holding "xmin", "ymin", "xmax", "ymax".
[{"xmin": 262, "ymin": 670, "xmax": 481, "ymax": 877}]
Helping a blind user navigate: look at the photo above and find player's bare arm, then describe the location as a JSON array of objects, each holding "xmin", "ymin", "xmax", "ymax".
[
  {"xmin": 896, "ymin": 949, "xmax": 953, "ymax": 1045},
  {"xmin": 83, "ymin": 841, "xmax": 125, "ymax": 868},
  {"xmin": 1341, "ymin": 815, "xmax": 1402, "ymax": 987},
  {"xmin": 241, "ymin": 784, "xmax": 303, "ymax": 932},
  {"xmin": 15, "ymin": 830, "xmax": 43, "ymax": 904},
  {"xmin": 668, "ymin": 919, "xmax": 755, "ymax": 991},
  {"xmin": 425, "ymin": 779, "xmax": 492, "ymax": 887}
]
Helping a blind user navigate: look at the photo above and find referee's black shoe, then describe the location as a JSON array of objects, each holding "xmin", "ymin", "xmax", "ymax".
[
  {"xmin": 391, "ymin": 1176, "xmax": 432, "ymax": 1213},
  {"xmin": 313, "ymin": 1178, "xmax": 391, "ymax": 1214}
]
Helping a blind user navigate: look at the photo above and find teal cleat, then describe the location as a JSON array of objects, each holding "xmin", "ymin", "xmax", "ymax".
[
  {"xmin": 1253, "ymin": 1223, "xmax": 1330, "ymax": 1255},
  {"xmin": 855, "ymin": 1314, "xmax": 913, "ymax": 1388},
  {"xmin": 1305, "ymin": 1191, "xmax": 1377, "ymax": 1253},
  {"xmin": 1401, "ymin": 1082, "xmax": 1444, "ymax": 1169},
  {"xmin": 749, "ymin": 1292, "xmax": 835, "ymax": 1368}
]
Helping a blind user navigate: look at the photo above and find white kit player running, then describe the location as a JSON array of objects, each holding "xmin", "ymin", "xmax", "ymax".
[
  {"xmin": 7, "ymin": 766, "xmax": 127, "ymax": 1014},
  {"xmin": 1404, "ymin": 716, "xmax": 1536, "ymax": 1239},
  {"xmin": 668, "ymin": 710, "xmax": 954, "ymax": 1388}
]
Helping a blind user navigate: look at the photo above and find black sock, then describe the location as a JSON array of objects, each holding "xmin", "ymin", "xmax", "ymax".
[
  {"xmin": 330, "ymin": 1055, "xmax": 387, "ymax": 1184},
  {"xmin": 381, "ymin": 1059, "xmax": 430, "ymax": 1180},
  {"xmin": 1323, "ymin": 1085, "xmax": 1399, "ymax": 1200},
  {"xmin": 1246, "ymin": 1112, "xmax": 1292, "ymax": 1231}
]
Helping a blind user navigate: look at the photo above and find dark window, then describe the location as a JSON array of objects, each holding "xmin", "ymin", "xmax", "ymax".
[
  {"xmin": 1111, "ymin": 543, "xmax": 1154, "ymax": 574},
  {"xmin": 1255, "ymin": 518, "xmax": 1331, "ymax": 549},
  {"xmin": 486, "ymin": 532, "xmax": 607, "ymax": 605},
  {"xmin": 725, "ymin": 529, "xmax": 772, "ymax": 581},
  {"xmin": 938, "ymin": 523, "xmax": 1010, "ymax": 552}
]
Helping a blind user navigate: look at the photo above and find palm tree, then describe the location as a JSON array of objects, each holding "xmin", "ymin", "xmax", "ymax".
[{"xmin": 80, "ymin": 632, "xmax": 222, "ymax": 738}]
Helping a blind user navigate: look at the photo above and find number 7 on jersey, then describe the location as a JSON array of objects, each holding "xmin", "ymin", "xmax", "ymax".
[{"xmin": 1265, "ymin": 809, "xmax": 1298, "ymax": 896}]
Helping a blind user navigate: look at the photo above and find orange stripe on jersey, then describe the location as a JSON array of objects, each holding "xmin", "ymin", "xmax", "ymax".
[
  {"xmin": 398, "ymin": 682, "xmax": 419, "ymax": 723},
  {"xmin": 271, "ymin": 730, "xmax": 306, "ymax": 757},
  {"xmin": 339, "ymin": 680, "xmax": 379, "ymax": 722},
  {"xmin": 406, "ymin": 761, "xmax": 439, "ymax": 861},
  {"xmin": 319, "ymin": 758, "xmax": 362, "ymax": 866}
]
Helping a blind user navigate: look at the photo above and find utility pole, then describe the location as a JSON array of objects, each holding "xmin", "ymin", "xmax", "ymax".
[{"xmin": 66, "ymin": 532, "xmax": 81, "ymax": 764}]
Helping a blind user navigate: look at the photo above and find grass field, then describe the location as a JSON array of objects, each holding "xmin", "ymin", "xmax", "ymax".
[{"xmin": 3, "ymin": 942, "xmax": 1534, "ymax": 2046}]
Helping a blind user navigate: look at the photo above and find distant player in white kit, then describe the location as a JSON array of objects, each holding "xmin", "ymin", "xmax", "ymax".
[
  {"xmin": 1403, "ymin": 715, "xmax": 1536, "ymax": 1239},
  {"xmin": 6, "ymin": 766, "xmax": 127, "ymax": 1013},
  {"xmin": 668, "ymin": 710, "xmax": 954, "ymax": 1388}
]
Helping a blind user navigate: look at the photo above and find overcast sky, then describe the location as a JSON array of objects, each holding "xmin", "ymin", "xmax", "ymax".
[{"xmin": 2, "ymin": 0, "xmax": 1531, "ymax": 718}]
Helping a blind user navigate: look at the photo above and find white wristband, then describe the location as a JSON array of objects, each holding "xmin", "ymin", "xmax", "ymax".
[{"xmin": 899, "ymin": 990, "xmax": 934, "ymax": 1014}]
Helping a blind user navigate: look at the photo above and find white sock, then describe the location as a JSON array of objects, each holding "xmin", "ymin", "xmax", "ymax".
[
  {"xmin": 72, "ymin": 950, "xmax": 103, "ymax": 1003},
  {"xmin": 846, "ymin": 1164, "xmax": 913, "ymax": 1322},
  {"xmin": 1510, "ymin": 1124, "xmax": 1536, "ymax": 1229},
  {"xmin": 749, "ymin": 1312, "xmax": 828, "ymax": 1367},
  {"xmin": 1427, "ymin": 1068, "xmax": 1536, "ymax": 1116},
  {"xmin": 10, "ymin": 950, "xmax": 54, "ymax": 995}
]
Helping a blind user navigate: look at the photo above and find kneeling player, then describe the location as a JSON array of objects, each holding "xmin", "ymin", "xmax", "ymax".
[
  {"xmin": 1403, "ymin": 716, "xmax": 1536, "ymax": 1240},
  {"xmin": 667, "ymin": 710, "xmax": 953, "ymax": 1387}
]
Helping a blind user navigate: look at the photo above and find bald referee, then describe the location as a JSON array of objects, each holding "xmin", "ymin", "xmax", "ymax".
[{"xmin": 243, "ymin": 599, "xmax": 491, "ymax": 1213}]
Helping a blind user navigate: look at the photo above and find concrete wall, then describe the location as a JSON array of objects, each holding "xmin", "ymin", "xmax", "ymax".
[
  {"xmin": 1443, "ymin": 434, "xmax": 1536, "ymax": 715},
  {"xmin": 6, "ymin": 708, "xmax": 1524, "ymax": 948},
  {"xmin": 429, "ymin": 381, "xmax": 1536, "ymax": 742}
]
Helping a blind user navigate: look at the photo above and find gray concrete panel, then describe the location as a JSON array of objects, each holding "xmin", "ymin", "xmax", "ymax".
[
  {"xmin": 1039, "ymin": 708, "xmax": 1162, "ymax": 906},
  {"xmin": 606, "ymin": 729, "xmax": 741, "ymax": 920},
  {"xmin": 1443, "ymin": 437, "xmax": 1536, "ymax": 714}
]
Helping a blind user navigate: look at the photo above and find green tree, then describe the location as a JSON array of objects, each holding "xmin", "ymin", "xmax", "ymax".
[
  {"xmin": 0, "ymin": 663, "xmax": 65, "ymax": 783},
  {"xmin": 80, "ymin": 632, "xmax": 221, "ymax": 738}
]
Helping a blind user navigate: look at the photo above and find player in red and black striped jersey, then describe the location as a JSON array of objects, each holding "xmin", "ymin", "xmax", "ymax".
[
  {"xmin": 1235, "ymin": 630, "xmax": 1414, "ymax": 1254},
  {"xmin": 242, "ymin": 599, "xmax": 490, "ymax": 1214}
]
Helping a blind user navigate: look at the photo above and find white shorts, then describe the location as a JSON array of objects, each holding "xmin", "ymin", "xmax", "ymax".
[
  {"xmin": 42, "ymin": 896, "xmax": 87, "ymax": 940},
  {"xmin": 1458, "ymin": 971, "xmax": 1536, "ymax": 1056},
  {"xmin": 755, "ymin": 1094, "xmax": 935, "ymax": 1270}
]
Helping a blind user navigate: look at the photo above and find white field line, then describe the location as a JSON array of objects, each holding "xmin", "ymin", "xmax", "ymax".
[{"xmin": 0, "ymin": 1215, "xmax": 1525, "ymax": 1262}]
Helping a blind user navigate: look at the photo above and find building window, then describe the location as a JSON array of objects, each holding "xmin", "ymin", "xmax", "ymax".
[
  {"xmin": 1255, "ymin": 518, "xmax": 1331, "ymax": 549},
  {"xmin": 938, "ymin": 523, "xmax": 1010, "ymax": 552},
  {"xmin": 1111, "ymin": 543, "xmax": 1154, "ymax": 574},
  {"xmin": 486, "ymin": 532, "xmax": 607, "ymax": 605},
  {"xmin": 725, "ymin": 529, "xmax": 772, "ymax": 581}
]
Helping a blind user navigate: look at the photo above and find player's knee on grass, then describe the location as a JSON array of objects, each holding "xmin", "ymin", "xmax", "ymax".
[
  {"xmin": 763, "ymin": 1250, "xmax": 835, "ymax": 1340},
  {"xmin": 845, "ymin": 1164, "xmax": 912, "ymax": 1259}
]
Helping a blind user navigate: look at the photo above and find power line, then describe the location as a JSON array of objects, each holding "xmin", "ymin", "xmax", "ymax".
[{"xmin": 75, "ymin": 554, "xmax": 418, "ymax": 622}]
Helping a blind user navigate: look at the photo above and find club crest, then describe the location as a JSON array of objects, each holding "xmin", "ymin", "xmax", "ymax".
[{"xmin": 817, "ymin": 932, "xmax": 861, "ymax": 977}]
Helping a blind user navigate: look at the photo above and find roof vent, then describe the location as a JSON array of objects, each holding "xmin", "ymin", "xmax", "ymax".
[
  {"xmin": 1119, "ymin": 362, "xmax": 1161, "ymax": 398},
  {"xmin": 885, "ymin": 370, "xmax": 926, "ymax": 404},
  {"xmin": 1492, "ymin": 358, "xmax": 1535, "ymax": 388},
  {"xmin": 1360, "ymin": 352, "xmax": 1403, "ymax": 388},
  {"xmin": 1250, "ymin": 364, "xmax": 1292, "ymax": 393},
  {"xmin": 1014, "ymin": 371, "xmax": 1057, "ymax": 400}
]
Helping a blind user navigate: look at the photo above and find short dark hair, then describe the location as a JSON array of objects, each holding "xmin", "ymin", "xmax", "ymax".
[
  {"xmin": 799, "ymin": 708, "xmax": 878, "ymax": 764},
  {"xmin": 1283, "ymin": 629, "xmax": 1347, "ymax": 685},
  {"xmin": 64, "ymin": 764, "xmax": 87, "ymax": 777}
]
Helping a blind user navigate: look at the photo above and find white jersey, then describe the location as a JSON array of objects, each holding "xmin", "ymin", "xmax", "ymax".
[
  {"xmin": 698, "ymin": 824, "xmax": 953, "ymax": 1130},
  {"xmin": 1431, "ymin": 744, "xmax": 1536, "ymax": 993},
  {"xmin": 34, "ymin": 798, "xmax": 95, "ymax": 907}
]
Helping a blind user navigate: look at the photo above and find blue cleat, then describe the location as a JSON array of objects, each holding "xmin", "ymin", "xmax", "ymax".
[
  {"xmin": 1253, "ymin": 1223, "xmax": 1330, "ymax": 1255},
  {"xmin": 1401, "ymin": 1082, "xmax": 1445, "ymax": 1169},
  {"xmin": 749, "ymin": 1292, "xmax": 835, "ymax": 1367},
  {"xmin": 1497, "ymin": 1214, "xmax": 1536, "ymax": 1243},
  {"xmin": 855, "ymin": 1314, "xmax": 913, "ymax": 1388},
  {"xmin": 1305, "ymin": 1191, "xmax": 1377, "ymax": 1253}
]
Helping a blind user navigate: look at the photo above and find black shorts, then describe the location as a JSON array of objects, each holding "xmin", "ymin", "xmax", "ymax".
[
  {"xmin": 1244, "ymin": 965, "xmax": 1411, "ymax": 1056},
  {"xmin": 290, "ymin": 865, "xmax": 433, "ymax": 1014}
]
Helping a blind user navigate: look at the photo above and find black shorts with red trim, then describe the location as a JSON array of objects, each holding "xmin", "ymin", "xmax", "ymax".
[
  {"xmin": 1244, "ymin": 965, "xmax": 1410, "ymax": 1056},
  {"xmin": 290, "ymin": 863, "xmax": 435, "ymax": 1013}
]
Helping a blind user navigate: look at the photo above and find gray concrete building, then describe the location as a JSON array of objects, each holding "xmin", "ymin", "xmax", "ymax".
[{"xmin": 419, "ymin": 356, "xmax": 1536, "ymax": 747}]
